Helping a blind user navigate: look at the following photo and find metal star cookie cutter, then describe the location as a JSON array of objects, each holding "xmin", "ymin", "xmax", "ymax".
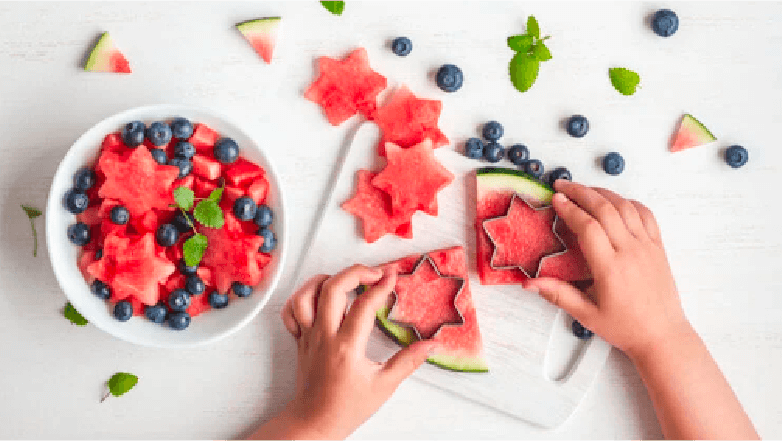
[
  {"xmin": 482, "ymin": 193, "xmax": 569, "ymax": 278},
  {"xmin": 388, "ymin": 254, "xmax": 466, "ymax": 341}
]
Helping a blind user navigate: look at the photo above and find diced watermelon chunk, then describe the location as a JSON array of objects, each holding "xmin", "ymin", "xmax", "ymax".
[
  {"xmin": 176, "ymin": 175, "xmax": 195, "ymax": 191},
  {"xmin": 77, "ymin": 206, "xmax": 101, "ymax": 226},
  {"xmin": 78, "ymin": 250, "xmax": 99, "ymax": 283},
  {"xmin": 193, "ymin": 177, "xmax": 218, "ymax": 199},
  {"xmin": 225, "ymin": 158, "xmax": 265, "ymax": 188},
  {"xmin": 197, "ymin": 267, "xmax": 214, "ymax": 287},
  {"xmin": 192, "ymin": 154, "xmax": 222, "ymax": 181},
  {"xmin": 186, "ymin": 292, "xmax": 212, "ymax": 317},
  {"xmin": 247, "ymin": 177, "xmax": 269, "ymax": 205},
  {"xmin": 165, "ymin": 274, "xmax": 187, "ymax": 293},
  {"xmin": 131, "ymin": 210, "xmax": 158, "ymax": 234},
  {"xmin": 222, "ymin": 186, "xmax": 245, "ymax": 207},
  {"xmin": 101, "ymin": 133, "xmax": 126, "ymax": 153},
  {"xmin": 190, "ymin": 124, "xmax": 221, "ymax": 152}
]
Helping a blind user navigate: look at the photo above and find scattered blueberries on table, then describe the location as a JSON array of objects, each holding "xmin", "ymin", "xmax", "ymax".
[
  {"xmin": 168, "ymin": 312, "xmax": 191, "ymax": 330},
  {"xmin": 391, "ymin": 37, "xmax": 412, "ymax": 56},
  {"xmin": 173, "ymin": 141, "xmax": 196, "ymax": 159},
  {"xmin": 149, "ymin": 148, "xmax": 168, "ymax": 165},
  {"xmin": 145, "ymin": 304, "xmax": 168, "ymax": 324},
  {"xmin": 155, "ymin": 223, "xmax": 180, "ymax": 247},
  {"xmin": 168, "ymin": 157, "xmax": 193, "ymax": 179},
  {"xmin": 185, "ymin": 275, "xmax": 206, "ymax": 296},
  {"xmin": 464, "ymin": 138, "xmax": 484, "ymax": 160},
  {"xmin": 64, "ymin": 189, "xmax": 89, "ymax": 214},
  {"xmin": 548, "ymin": 167, "xmax": 572, "ymax": 186},
  {"xmin": 113, "ymin": 301, "xmax": 134, "ymax": 322},
  {"xmin": 482, "ymin": 121, "xmax": 504, "ymax": 141},
  {"xmin": 524, "ymin": 159, "xmax": 545, "ymax": 179},
  {"xmin": 91, "ymin": 280, "xmax": 111, "ymax": 300},
  {"xmin": 566, "ymin": 115, "xmax": 589, "ymax": 138},
  {"xmin": 67, "ymin": 222, "xmax": 91, "ymax": 246},
  {"xmin": 214, "ymin": 138, "xmax": 239, "ymax": 164},
  {"xmin": 436, "ymin": 64, "xmax": 464, "ymax": 93},
  {"xmin": 603, "ymin": 152, "xmax": 625, "ymax": 175},
  {"xmin": 73, "ymin": 167, "xmax": 96, "ymax": 190},
  {"xmin": 483, "ymin": 141, "xmax": 505, "ymax": 163},
  {"xmin": 208, "ymin": 291, "xmax": 230, "ymax": 309},
  {"xmin": 724, "ymin": 145, "xmax": 748, "ymax": 168},
  {"xmin": 652, "ymin": 9, "xmax": 679, "ymax": 37},
  {"xmin": 254, "ymin": 205, "xmax": 274, "ymax": 228},
  {"xmin": 121, "ymin": 121, "xmax": 145, "ymax": 147},
  {"xmin": 232, "ymin": 282, "xmax": 253, "ymax": 298},
  {"xmin": 110, "ymin": 205, "xmax": 130, "ymax": 225},
  {"xmin": 145, "ymin": 121, "xmax": 173, "ymax": 146},
  {"xmin": 234, "ymin": 197, "xmax": 258, "ymax": 221},
  {"xmin": 170, "ymin": 117, "xmax": 194, "ymax": 140},
  {"xmin": 507, "ymin": 144, "xmax": 530, "ymax": 166},
  {"xmin": 168, "ymin": 289, "xmax": 191, "ymax": 312}
]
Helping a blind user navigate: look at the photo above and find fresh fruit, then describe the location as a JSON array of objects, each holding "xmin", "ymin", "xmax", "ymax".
[
  {"xmin": 179, "ymin": 259, "xmax": 198, "ymax": 276},
  {"xmin": 144, "ymin": 304, "xmax": 167, "ymax": 324},
  {"xmin": 113, "ymin": 301, "xmax": 134, "ymax": 321},
  {"xmin": 483, "ymin": 142, "xmax": 505, "ymax": 163},
  {"xmin": 155, "ymin": 224, "xmax": 180, "ymax": 247},
  {"xmin": 168, "ymin": 289, "xmax": 191, "ymax": 312},
  {"xmin": 64, "ymin": 189, "xmax": 90, "ymax": 214},
  {"xmin": 190, "ymin": 124, "xmax": 221, "ymax": 152},
  {"xmin": 507, "ymin": 144, "xmax": 529, "ymax": 165},
  {"xmin": 185, "ymin": 275, "xmax": 206, "ymax": 296},
  {"xmin": 173, "ymin": 141, "xmax": 196, "ymax": 159},
  {"xmin": 208, "ymin": 291, "xmax": 229, "ymax": 309},
  {"xmin": 258, "ymin": 228, "xmax": 277, "ymax": 253},
  {"xmin": 652, "ymin": 9, "xmax": 679, "ymax": 37},
  {"xmin": 464, "ymin": 138, "xmax": 484, "ymax": 159},
  {"xmin": 572, "ymin": 320, "xmax": 593, "ymax": 340},
  {"xmin": 482, "ymin": 121, "xmax": 504, "ymax": 141},
  {"xmin": 104, "ymin": 232, "xmax": 177, "ymax": 306},
  {"xmin": 84, "ymin": 32, "xmax": 131, "ymax": 74},
  {"xmin": 566, "ymin": 115, "xmax": 589, "ymax": 138},
  {"xmin": 149, "ymin": 148, "xmax": 168, "ymax": 165},
  {"xmin": 110, "ymin": 205, "xmax": 130, "ymax": 225},
  {"xmin": 168, "ymin": 312, "xmax": 191, "ymax": 330},
  {"xmin": 341, "ymin": 169, "xmax": 414, "ymax": 243},
  {"xmin": 192, "ymin": 155, "xmax": 221, "ymax": 181},
  {"xmin": 170, "ymin": 117, "xmax": 194, "ymax": 140},
  {"xmin": 725, "ymin": 145, "xmax": 748, "ymax": 168},
  {"xmin": 523, "ymin": 159, "xmax": 544, "ymax": 178},
  {"xmin": 602, "ymin": 152, "xmax": 625, "ymax": 175},
  {"xmin": 548, "ymin": 167, "xmax": 572, "ymax": 186},
  {"xmin": 214, "ymin": 138, "xmax": 239, "ymax": 164},
  {"xmin": 372, "ymin": 85, "xmax": 448, "ymax": 155},
  {"xmin": 200, "ymin": 215, "xmax": 264, "ymax": 293},
  {"xmin": 145, "ymin": 122, "xmax": 172, "ymax": 147},
  {"xmin": 225, "ymin": 158, "xmax": 265, "ymax": 187},
  {"xmin": 172, "ymin": 211, "xmax": 195, "ymax": 233},
  {"xmin": 236, "ymin": 17, "xmax": 282, "ymax": 64},
  {"xmin": 247, "ymin": 177, "xmax": 269, "ymax": 204},
  {"xmin": 233, "ymin": 197, "xmax": 258, "ymax": 221},
  {"xmin": 670, "ymin": 114, "xmax": 717, "ymax": 152},
  {"xmin": 254, "ymin": 205, "xmax": 273, "ymax": 227},
  {"xmin": 436, "ymin": 64, "xmax": 464, "ymax": 93},
  {"xmin": 232, "ymin": 282, "xmax": 253, "ymax": 298},
  {"xmin": 375, "ymin": 246, "xmax": 488, "ymax": 372},
  {"xmin": 168, "ymin": 157, "xmax": 192, "ymax": 179},
  {"xmin": 91, "ymin": 280, "xmax": 111, "ymax": 300},
  {"xmin": 68, "ymin": 223, "xmax": 91, "ymax": 246},
  {"xmin": 391, "ymin": 37, "xmax": 412, "ymax": 56},
  {"xmin": 74, "ymin": 168, "xmax": 96, "ymax": 190},
  {"xmin": 121, "ymin": 121, "xmax": 145, "ymax": 147}
]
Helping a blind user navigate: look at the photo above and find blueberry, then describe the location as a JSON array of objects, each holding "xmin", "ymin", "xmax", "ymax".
[
  {"xmin": 257, "ymin": 227, "xmax": 277, "ymax": 253},
  {"xmin": 482, "ymin": 121, "xmax": 504, "ymax": 141},
  {"xmin": 436, "ymin": 64, "xmax": 464, "ymax": 93},
  {"xmin": 170, "ymin": 117, "xmax": 194, "ymax": 140},
  {"xmin": 483, "ymin": 141, "xmax": 505, "ymax": 163},
  {"xmin": 95, "ymin": 249, "xmax": 103, "ymax": 260},
  {"xmin": 145, "ymin": 303, "xmax": 168, "ymax": 324},
  {"xmin": 234, "ymin": 197, "xmax": 257, "ymax": 221},
  {"xmin": 73, "ymin": 167, "xmax": 96, "ymax": 191},
  {"xmin": 232, "ymin": 282, "xmax": 253, "ymax": 298},
  {"xmin": 524, "ymin": 159, "xmax": 545, "ymax": 179},
  {"xmin": 67, "ymin": 223, "xmax": 91, "ymax": 246},
  {"xmin": 185, "ymin": 275, "xmax": 206, "ymax": 296},
  {"xmin": 572, "ymin": 320, "xmax": 594, "ymax": 340},
  {"xmin": 603, "ymin": 152, "xmax": 625, "ymax": 175},
  {"xmin": 548, "ymin": 167, "xmax": 572, "ymax": 186},
  {"xmin": 507, "ymin": 144, "xmax": 530, "ymax": 165},
  {"xmin": 214, "ymin": 138, "xmax": 239, "ymax": 164},
  {"xmin": 110, "ymin": 205, "xmax": 130, "ymax": 225},
  {"xmin": 168, "ymin": 289, "xmax": 191, "ymax": 312},
  {"xmin": 168, "ymin": 157, "xmax": 193, "ymax": 179},
  {"xmin": 64, "ymin": 189, "xmax": 89, "ymax": 214},
  {"xmin": 725, "ymin": 145, "xmax": 748, "ymax": 168},
  {"xmin": 173, "ymin": 141, "xmax": 196, "ymax": 159},
  {"xmin": 566, "ymin": 115, "xmax": 589, "ymax": 138},
  {"xmin": 179, "ymin": 259, "xmax": 198, "ymax": 276},
  {"xmin": 391, "ymin": 37, "xmax": 413, "ymax": 56},
  {"xmin": 91, "ymin": 280, "xmax": 111, "ymax": 300},
  {"xmin": 150, "ymin": 148, "xmax": 168, "ymax": 165},
  {"xmin": 172, "ymin": 211, "xmax": 195, "ymax": 233},
  {"xmin": 156, "ymin": 223, "xmax": 180, "ymax": 247},
  {"xmin": 121, "ymin": 121, "xmax": 146, "ymax": 147},
  {"xmin": 253, "ymin": 204, "xmax": 274, "ymax": 228},
  {"xmin": 168, "ymin": 312, "xmax": 191, "ymax": 330},
  {"xmin": 145, "ymin": 121, "xmax": 173, "ymax": 146},
  {"xmin": 464, "ymin": 138, "xmax": 484, "ymax": 160},
  {"xmin": 208, "ymin": 291, "xmax": 229, "ymax": 309},
  {"xmin": 652, "ymin": 9, "xmax": 679, "ymax": 37},
  {"xmin": 113, "ymin": 301, "xmax": 133, "ymax": 322}
]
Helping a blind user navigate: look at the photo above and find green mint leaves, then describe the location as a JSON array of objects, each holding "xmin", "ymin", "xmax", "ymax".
[
  {"xmin": 208, "ymin": 187, "xmax": 223, "ymax": 203},
  {"xmin": 63, "ymin": 302, "xmax": 88, "ymax": 326},
  {"xmin": 183, "ymin": 233, "xmax": 207, "ymax": 267},
  {"xmin": 609, "ymin": 67, "xmax": 640, "ymax": 96},
  {"xmin": 320, "ymin": 1, "xmax": 344, "ymax": 15},
  {"xmin": 193, "ymin": 200, "xmax": 224, "ymax": 229},
  {"xmin": 173, "ymin": 187, "xmax": 195, "ymax": 212},
  {"xmin": 21, "ymin": 204, "xmax": 42, "ymax": 257},
  {"xmin": 102, "ymin": 372, "xmax": 138, "ymax": 402},
  {"xmin": 173, "ymin": 186, "xmax": 226, "ymax": 267},
  {"xmin": 508, "ymin": 15, "xmax": 552, "ymax": 93}
]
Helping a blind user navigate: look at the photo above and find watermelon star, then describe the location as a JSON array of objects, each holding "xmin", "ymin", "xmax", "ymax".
[
  {"xmin": 304, "ymin": 48, "xmax": 387, "ymax": 126},
  {"xmin": 201, "ymin": 213, "xmax": 264, "ymax": 294},
  {"xmin": 341, "ymin": 169, "xmax": 413, "ymax": 243},
  {"xmin": 108, "ymin": 233, "xmax": 176, "ymax": 306},
  {"xmin": 373, "ymin": 85, "xmax": 449, "ymax": 156},
  {"xmin": 389, "ymin": 255, "xmax": 465, "ymax": 340},
  {"xmin": 482, "ymin": 194, "xmax": 567, "ymax": 277}
]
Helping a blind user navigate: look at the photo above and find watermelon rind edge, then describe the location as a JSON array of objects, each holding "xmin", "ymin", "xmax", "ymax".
[
  {"xmin": 84, "ymin": 32, "xmax": 112, "ymax": 71},
  {"xmin": 236, "ymin": 17, "xmax": 282, "ymax": 32},
  {"xmin": 476, "ymin": 167, "xmax": 554, "ymax": 206},
  {"xmin": 682, "ymin": 113, "xmax": 717, "ymax": 142}
]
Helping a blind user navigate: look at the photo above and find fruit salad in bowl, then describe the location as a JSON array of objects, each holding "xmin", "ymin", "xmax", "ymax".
[{"xmin": 46, "ymin": 105, "xmax": 287, "ymax": 348}]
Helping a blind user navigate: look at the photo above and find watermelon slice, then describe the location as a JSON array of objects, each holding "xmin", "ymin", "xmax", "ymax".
[
  {"xmin": 84, "ymin": 32, "xmax": 131, "ymax": 74},
  {"xmin": 670, "ymin": 114, "xmax": 717, "ymax": 152},
  {"xmin": 342, "ymin": 169, "xmax": 415, "ymax": 243},
  {"xmin": 372, "ymin": 85, "xmax": 449, "ymax": 156},
  {"xmin": 375, "ymin": 246, "xmax": 488, "ymax": 372},
  {"xmin": 236, "ymin": 17, "xmax": 281, "ymax": 64},
  {"xmin": 475, "ymin": 167, "xmax": 590, "ymax": 285}
]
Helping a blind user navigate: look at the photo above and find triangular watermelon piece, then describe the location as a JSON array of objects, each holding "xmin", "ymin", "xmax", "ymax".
[
  {"xmin": 84, "ymin": 32, "xmax": 131, "ymax": 74},
  {"xmin": 341, "ymin": 169, "xmax": 414, "ymax": 243},
  {"xmin": 372, "ymin": 85, "xmax": 449, "ymax": 156},
  {"xmin": 670, "ymin": 114, "xmax": 717, "ymax": 152},
  {"xmin": 236, "ymin": 17, "xmax": 281, "ymax": 64}
]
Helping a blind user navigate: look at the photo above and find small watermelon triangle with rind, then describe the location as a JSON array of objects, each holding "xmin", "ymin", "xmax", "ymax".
[
  {"xmin": 236, "ymin": 17, "xmax": 281, "ymax": 64},
  {"xmin": 670, "ymin": 114, "xmax": 717, "ymax": 152},
  {"xmin": 84, "ymin": 32, "xmax": 131, "ymax": 74}
]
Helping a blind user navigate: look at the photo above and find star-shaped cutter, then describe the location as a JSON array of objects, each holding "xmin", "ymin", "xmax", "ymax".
[
  {"xmin": 388, "ymin": 254, "xmax": 466, "ymax": 341},
  {"xmin": 482, "ymin": 193, "xmax": 569, "ymax": 278}
]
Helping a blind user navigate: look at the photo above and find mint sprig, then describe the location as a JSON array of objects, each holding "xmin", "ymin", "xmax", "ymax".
[
  {"xmin": 609, "ymin": 67, "xmax": 640, "ymax": 96},
  {"xmin": 507, "ymin": 15, "xmax": 552, "ymax": 94},
  {"xmin": 173, "ymin": 187, "xmax": 195, "ymax": 211},
  {"xmin": 172, "ymin": 186, "xmax": 226, "ymax": 267},
  {"xmin": 63, "ymin": 302, "xmax": 88, "ymax": 326},
  {"xmin": 194, "ymin": 200, "xmax": 224, "ymax": 229},
  {"xmin": 320, "ymin": 1, "xmax": 344, "ymax": 15},
  {"xmin": 101, "ymin": 372, "xmax": 138, "ymax": 402},
  {"xmin": 21, "ymin": 204, "xmax": 42, "ymax": 257},
  {"xmin": 183, "ymin": 233, "xmax": 207, "ymax": 267}
]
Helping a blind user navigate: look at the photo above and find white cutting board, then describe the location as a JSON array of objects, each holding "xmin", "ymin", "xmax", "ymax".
[{"xmin": 293, "ymin": 123, "xmax": 611, "ymax": 429}]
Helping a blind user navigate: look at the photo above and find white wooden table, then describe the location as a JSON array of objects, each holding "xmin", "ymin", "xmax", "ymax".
[{"xmin": 1, "ymin": 1, "xmax": 781, "ymax": 438}]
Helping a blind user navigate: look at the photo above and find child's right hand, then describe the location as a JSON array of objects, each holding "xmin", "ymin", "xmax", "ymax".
[{"xmin": 524, "ymin": 180, "xmax": 692, "ymax": 359}]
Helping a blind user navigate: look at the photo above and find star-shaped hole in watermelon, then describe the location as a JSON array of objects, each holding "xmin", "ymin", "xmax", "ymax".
[
  {"xmin": 482, "ymin": 194, "xmax": 567, "ymax": 278},
  {"xmin": 106, "ymin": 233, "xmax": 177, "ymax": 306},
  {"xmin": 341, "ymin": 169, "xmax": 413, "ymax": 243},
  {"xmin": 373, "ymin": 85, "xmax": 449, "ymax": 156},
  {"xmin": 389, "ymin": 255, "xmax": 465, "ymax": 340},
  {"xmin": 201, "ymin": 213, "xmax": 264, "ymax": 294},
  {"xmin": 304, "ymin": 47, "xmax": 387, "ymax": 126}
]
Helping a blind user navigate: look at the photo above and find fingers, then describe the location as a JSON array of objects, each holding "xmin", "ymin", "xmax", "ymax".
[
  {"xmin": 339, "ymin": 267, "xmax": 397, "ymax": 347},
  {"xmin": 315, "ymin": 264, "xmax": 384, "ymax": 336},
  {"xmin": 630, "ymin": 200, "xmax": 662, "ymax": 244},
  {"xmin": 280, "ymin": 301, "xmax": 300, "ymax": 338},
  {"xmin": 554, "ymin": 180, "xmax": 632, "ymax": 248},
  {"xmin": 551, "ymin": 192, "xmax": 614, "ymax": 269},
  {"xmin": 287, "ymin": 274, "xmax": 328, "ymax": 338},
  {"xmin": 524, "ymin": 277, "xmax": 599, "ymax": 325},
  {"xmin": 591, "ymin": 188, "xmax": 648, "ymax": 241},
  {"xmin": 381, "ymin": 340, "xmax": 435, "ymax": 387}
]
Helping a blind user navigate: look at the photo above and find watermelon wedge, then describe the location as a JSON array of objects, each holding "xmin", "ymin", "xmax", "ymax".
[
  {"xmin": 670, "ymin": 114, "xmax": 717, "ymax": 152},
  {"xmin": 376, "ymin": 246, "xmax": 488, "ymax": 372},
  {"xmin": 84, "ymin": 32, "xmax": 131, "ymax": 74},
  {"xmin": 236, "ymin": 17, "xmax": 281, "ymax": 64}
]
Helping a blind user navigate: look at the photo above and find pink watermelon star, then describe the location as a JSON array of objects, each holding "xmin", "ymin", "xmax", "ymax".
[
  {"xmin": 373, "ymin": 85, "xmax": 449, "ymax": 156},
  {"xmin": 482, "ymin": 195, "xmax": 567, "ymax": 277},
  {"xmin": 108, "ymin": 233, "xmax": 177, "ymax": 306},
  {"xmin": 201, "ymin": 213, "xmax": 264, "ymax": 294},
  {"xmin": 371, "ymin": 139, "xmax": 454, "ymax": 216},
  {"xmin": 341, "ymin": 169, "xmax": 413, "ymax": 243},
  {"xmin": 304, "ymin": 48, "xmax": 387, "ymax": 126}
]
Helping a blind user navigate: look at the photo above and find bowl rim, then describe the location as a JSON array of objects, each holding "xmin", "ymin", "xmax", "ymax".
[{"xmin": 45, "ymin": 104, "xmax": 288, "ymax": 348}]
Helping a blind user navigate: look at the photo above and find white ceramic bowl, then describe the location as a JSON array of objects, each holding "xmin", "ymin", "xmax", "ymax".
[{"xmin": 46, "ymin": 105, "xmax": 287, "ymax": 348}]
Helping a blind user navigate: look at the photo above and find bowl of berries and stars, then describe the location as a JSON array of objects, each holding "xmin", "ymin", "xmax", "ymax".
[{"xmin": 46, "ymin": 104, "xmax": 287, "ymax": 348}]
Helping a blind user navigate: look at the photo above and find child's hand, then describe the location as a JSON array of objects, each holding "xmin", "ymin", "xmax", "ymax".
[
  {"xmin": 524, "ymin": 180, "xmax": 690, "ymax": 359},
  {"xmin": 273, "ymin": 265, "xmax": 433, "ymax": 439}
]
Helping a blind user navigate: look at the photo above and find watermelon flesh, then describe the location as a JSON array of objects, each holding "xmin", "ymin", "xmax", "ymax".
[
  {"xmin": 236, "ymin": 17, "xmax": 281, "ymax": 64},
  {"xmin": 670, "ymin": 114, "xmax": 717, "ymax": 152},
  {"xmin": 372, "ymin": 85, "xmax": 449, "ymax": 156},
  {"xmin": 341, "ymin": 169, "xmax": 414, "ymax": 243},
  {"xmin": 84, "ymin": 32, "xmax": 131, "ymax": 74}
]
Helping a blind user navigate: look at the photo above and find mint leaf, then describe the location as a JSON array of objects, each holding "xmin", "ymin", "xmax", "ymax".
[
  {"xmin": 63, "ymin": 302, "xmax": 88, "ymax": 326},
  {"xmin": 208, "ymin": 187, "xmax": 223, "ymax": 203},
  {"xmin": 21, "ymin": 205, "xmax": 42, "ymax": 218},
  {"xmin": 102, "ymin": 372, "xmax": 138, "ymax": 402},
  {"xmin": 173, "ymin": 187, "xmax": 194, "ymax": 211},
  {"xmin": 320, "ymin": 1, "xmax": 344, "ymax": 15},
  {"xmin": 509, "ymin": 52, "xmax": 540, "ymax": 93},
  {"xmin": 21, "ymin": 204, "xmax": 42, "ymax": 257},
  {"xmin": 507, "ymin": 34, "xmax": 533, "ymax": 52},
  {"xmin": 527, "ymin": 16, "xmax": 540, "ymax": 39},
  {"xmin": 609, "ymin": 67, "xmax": 640, "ymax": 96},
  {"xmin": 183, "ymin": 234, "xmax": 208, "ymax": 267},
  {"xmin": 530, "ymin": 41, "xmax": 552, "ymax": 61},
  {"xmin": 194, "ymin": 200, "xmax": 224, "ymax": 229}
]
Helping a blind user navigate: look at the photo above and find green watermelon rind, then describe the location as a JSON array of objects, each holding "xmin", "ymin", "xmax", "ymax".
[
  {"xmin": 236, "ymin": 17, "xmax": 282, "ymax": 33},
  {"xmin": 84, "ymin": 32, "xmax": 114, "ymax": 72},
  {"xmin": 681, "ymin": 113, "xmax": 717, "ymax": 143},
  {"xmin": 375, "ymin": 307, "xmax": 489, "ymax": 373},
  {"xmin": 476, "ymin": 167, "xmax": 554, "ymax": 206}
]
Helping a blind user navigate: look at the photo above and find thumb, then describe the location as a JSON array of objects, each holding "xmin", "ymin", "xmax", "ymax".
[
  {"xmin": 525, "ymin": 278, "xmax": 598, "ymax": 325},
  {"xmin": 381, "ymin": 340, "xmax": 434, "ymax": 387}
]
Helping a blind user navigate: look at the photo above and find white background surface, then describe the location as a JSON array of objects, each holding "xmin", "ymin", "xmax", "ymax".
[{"xmin": 1, "ymin": 1, "xmax": 781, "ymax": 439}]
